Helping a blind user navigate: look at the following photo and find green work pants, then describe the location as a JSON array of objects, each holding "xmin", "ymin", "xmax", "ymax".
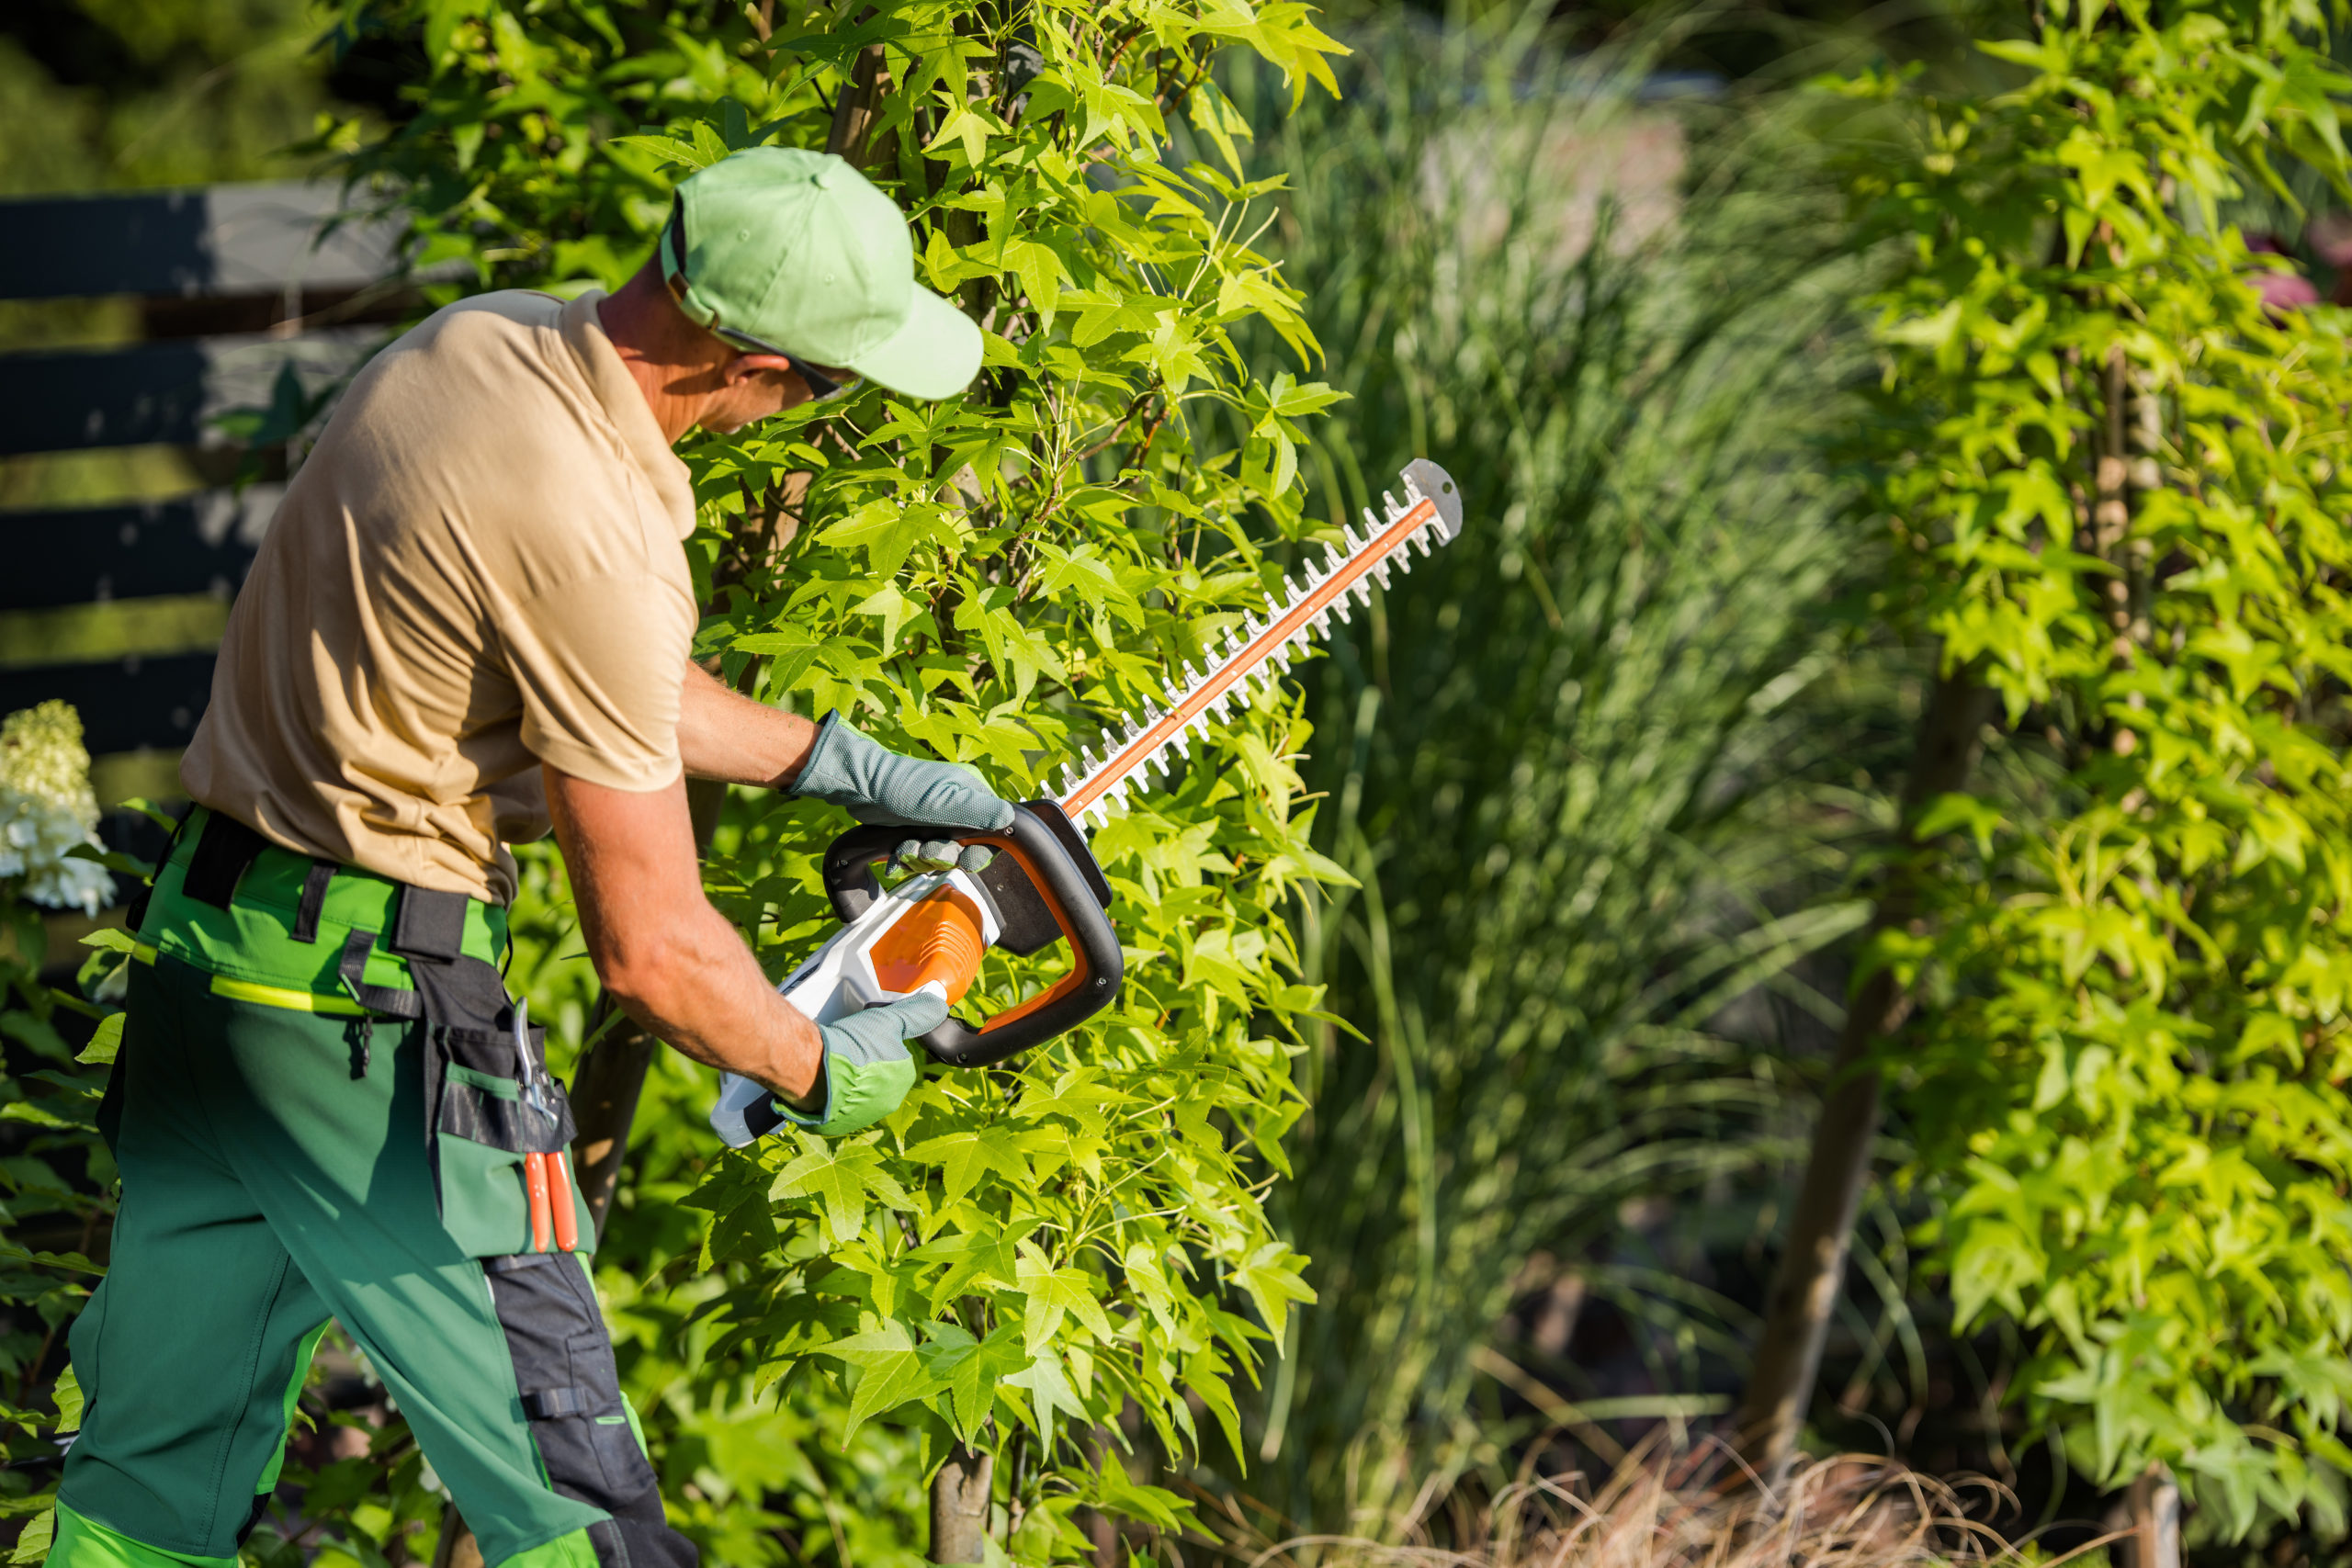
[{"xmin": 52, "ymin": 953, "xmax": 691, "ymax": 1568}]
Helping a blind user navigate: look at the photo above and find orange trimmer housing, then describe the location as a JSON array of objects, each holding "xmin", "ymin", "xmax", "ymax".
[{"xmin": 820, "ymin": 800, "xmax": 1122, "ymax": 1066}]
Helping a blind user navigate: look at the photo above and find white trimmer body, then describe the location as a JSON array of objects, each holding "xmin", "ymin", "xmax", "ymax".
[{"xmin": 707, "ymin": 866, "xmax": 1001, "ymax": 1147}]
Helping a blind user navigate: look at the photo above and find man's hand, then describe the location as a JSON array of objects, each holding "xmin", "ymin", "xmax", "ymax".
[
  {"xmin": 789, "ymin": 711, "xmax": 1014, "ymax": 831},
  {"xmin": 891, "ymin": 838, "xmax": 996, "ymax": 874},
  {"xmin": 786, "ymin": 988, "xmax": 949, "ymax": 1137},
  {"xmin": 673, "ymin": 667, "xmax": 1013, "ymax": 841},
  {"xmin": 545, "ymin": 765, "xmax": 823, "ymax": 1102}
]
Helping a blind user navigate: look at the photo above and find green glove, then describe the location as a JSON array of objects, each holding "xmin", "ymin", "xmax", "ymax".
[
  {"xmin": 779, "ymin": 988, "xmax": 949, "ymax": 1137},
  {"xmin": 790, "ymin": 711, "xmax": 1014, "ymax": 832}
]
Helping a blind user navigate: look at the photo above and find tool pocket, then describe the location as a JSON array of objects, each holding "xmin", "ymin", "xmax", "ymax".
[{"xmin": 412, "ymin": 954, "xmax": 586, "ymax": 1258}]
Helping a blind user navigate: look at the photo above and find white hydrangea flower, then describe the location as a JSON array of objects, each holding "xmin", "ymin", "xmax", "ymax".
[{"xmin": 0, "ymin": 703, "xmax": 111, "ymax": 918}]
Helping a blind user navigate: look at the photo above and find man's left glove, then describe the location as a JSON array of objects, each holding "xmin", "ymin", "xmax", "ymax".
[
  {"xmin": 779, "ymin": 987, "xmax": 950, "ymax": 1137},
  {"xmin": 790, "ymin": 711, "xmax": 1014, "ymax": 837}
]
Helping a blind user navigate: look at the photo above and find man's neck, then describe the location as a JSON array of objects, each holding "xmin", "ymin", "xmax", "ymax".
[{"xmin": 597, "ymin": 270, "xmax": 722, "ymax": 444}]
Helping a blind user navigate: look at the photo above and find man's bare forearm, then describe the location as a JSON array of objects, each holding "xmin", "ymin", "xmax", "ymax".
[
  {"xmin": 678, "ymin": 660, "xmax": 820, "ymax": 788},
  {"xmin": 600, "ymin": 900, "xmax": 821, "ymax": 1100},
  {"xmin": 546, "ymin": 765, "xmax": 823, "ymax": 1100}
]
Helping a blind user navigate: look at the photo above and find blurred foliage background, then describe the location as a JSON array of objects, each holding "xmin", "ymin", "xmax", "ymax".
[{"xmin": 7, "ymin": 0, "xmax": 2352, "ymax": 1565}]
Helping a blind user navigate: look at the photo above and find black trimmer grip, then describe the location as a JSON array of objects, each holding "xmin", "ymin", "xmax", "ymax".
[{"xmin": 820, "ymin": 801, "xmax": 1121, "ymax": 1067}]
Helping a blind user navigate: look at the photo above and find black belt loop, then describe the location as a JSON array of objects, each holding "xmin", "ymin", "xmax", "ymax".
[
  {"xmin": 182, "ymin": 812, "xmax": 270, "ymax": 910},
  {"xmin": 337, "ymin": 929, "xmax": 424, "ymax": 1020},
  {"xmin": 291, "ymin": 860, "xmax": 336, "ymax": 944},
  {"xmin": 390, "ymin": 886, "xmax": 468, "ymax": 964}
]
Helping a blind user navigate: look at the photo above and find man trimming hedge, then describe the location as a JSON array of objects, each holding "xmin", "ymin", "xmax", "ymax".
[{"xmin": 51, "ymin": 148, "xmax": 1002, "ymax": 1568}]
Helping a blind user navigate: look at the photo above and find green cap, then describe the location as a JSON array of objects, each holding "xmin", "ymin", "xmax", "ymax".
[{"xmin": 659, "ymin": 146, "xmax": 981, "ymax": 401}]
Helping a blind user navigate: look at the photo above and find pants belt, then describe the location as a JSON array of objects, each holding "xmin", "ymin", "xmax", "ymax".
[{"xmin": 170, "ymin": 807, "xmax": 484, "ymax": 1019}]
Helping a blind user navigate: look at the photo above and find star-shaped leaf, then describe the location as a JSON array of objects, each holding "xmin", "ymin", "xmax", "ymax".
[
  {"xmin": 770, "ymin": 1135, "xmax": 911, "ymax": 1247},
  {"xmin": 1015, "ymin": 1240, "xmax": 1114, "ymax": 1351},
  {"xmin": 922, "ymin": 1319, "xmax": 1028, "ymax": 1440},
  {"xmin": 820, "ymin": 1322, "xmax": 947, "ymax": 1441},
  {"xmin": 906, "ymin": 1129, "xmax": 1032, "ymax": 1207},
  {"xmin": 1232, "ymin": 1242, "xmax": 1317, "ymax": 1337},
  {"xmin": 913, "ymin": 1225, "xmax": 1029, "ymax": 1306}
]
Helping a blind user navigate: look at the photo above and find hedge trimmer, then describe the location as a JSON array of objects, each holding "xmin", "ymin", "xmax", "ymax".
[{"xmin": 710, "ymin": 458, "xmax": 1464, "ymax": 1145}]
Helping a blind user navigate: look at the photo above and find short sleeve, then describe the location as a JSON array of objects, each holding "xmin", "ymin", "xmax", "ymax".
[{"xmin": 500, "ymin": 570, "xmax": 695, "ymax": 790}]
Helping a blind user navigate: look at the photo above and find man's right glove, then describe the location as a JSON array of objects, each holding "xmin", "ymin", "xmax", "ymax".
[
  {"xmin": 790, "ymin": 711, "xmax": 1014, "ymax": 834},
  {"xmin": 777, "ymin": 987, "xmax": 948, "ymax": 1137}
]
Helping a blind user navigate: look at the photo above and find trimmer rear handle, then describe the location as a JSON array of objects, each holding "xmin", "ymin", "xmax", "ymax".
[{"xmin": 821, "ymin": 800, "xmax": 1122, "ymax": 1066}]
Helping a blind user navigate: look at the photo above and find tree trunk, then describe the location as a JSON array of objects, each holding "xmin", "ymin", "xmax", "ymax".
[
  {"xmin": 430, "ymin": 1512, "xmax": 486, "ymax": 1568},
  {"xmin": 826, "ymin": 45, "xmax": 888, "ymax": 165},
  {"xmin": 2100, "ymin": 1463, "xmax": 2181, "ymax": 1568},
  {"xmin": 1732, "ymin": 667, "xmax": 1995, "ymax": 1481},
  {"xmin": 929, "ymin": 1444, "xmax": 996, "ymax": 1564},
  {"xmin": 568, "ymin": 1019, "xmax": 661, "ymax": 1239}
]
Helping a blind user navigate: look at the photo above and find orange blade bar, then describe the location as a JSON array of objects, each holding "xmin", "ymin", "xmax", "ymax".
[{"xmin": 1061, "ymin": 494, "xmax": 1442, "ymax": 818}]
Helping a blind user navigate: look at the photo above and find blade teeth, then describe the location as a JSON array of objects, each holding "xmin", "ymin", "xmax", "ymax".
[
  {"xmin": 1363, "ymin": 505, "xmax": 1383, "ymax": 535},
  {"xmin": 1383, "ymin": 489, "xmax": 1403, "ymax": 519}
]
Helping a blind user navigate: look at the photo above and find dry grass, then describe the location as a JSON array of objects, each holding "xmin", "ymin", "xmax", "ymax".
[{"xmin": 1206, "ymin": 1443, "xmax": 2116, "ymax": 1568}]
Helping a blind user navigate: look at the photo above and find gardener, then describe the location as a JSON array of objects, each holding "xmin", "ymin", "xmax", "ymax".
[{"xmin": 51, "ymin": 147, "xmax": 1006, "ymax": 1568}]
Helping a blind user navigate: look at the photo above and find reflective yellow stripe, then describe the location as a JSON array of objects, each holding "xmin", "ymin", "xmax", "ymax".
[
  {"xmin": 207, "ymin": 975, "xmax": 371, "ymax": 1017},
  {"xmin": 132, "ymin": 934, "xmax": 390, "ymax": 1017}
]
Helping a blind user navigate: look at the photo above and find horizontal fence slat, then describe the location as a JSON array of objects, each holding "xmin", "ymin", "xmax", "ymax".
[
  {"xmin": 0, "ymin": 330, "xmax": 379, "ymax": 457},
  {"xmin": 0, "ymin": 341, "xmax": 209, "ymax": 452},
  {"xmin": 0, "ymin": 655, "xmax": 216, "ymax": 756},
  {"xmin": 0, "ymin": 490, "xmax": 280, "ymax": 611},
  {"xmin": 0, "ymin": 183, "xmax": 404, "ymax": 302}
]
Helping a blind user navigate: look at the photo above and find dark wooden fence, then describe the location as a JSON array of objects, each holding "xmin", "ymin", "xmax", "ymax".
[{"xmin": 0, "ymin": 182, "xmax": 414, "ymax": 760}]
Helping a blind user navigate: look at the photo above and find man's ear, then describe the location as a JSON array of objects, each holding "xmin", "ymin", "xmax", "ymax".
[{"xmin": 723, "ymin": 352, "xmax": 796, "ymax": 385}]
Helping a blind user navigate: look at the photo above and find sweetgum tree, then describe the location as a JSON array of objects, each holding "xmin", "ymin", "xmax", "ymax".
[
  {"xmin": 311, "ymin": 0, "xmax": 1349, "ymax": 1558},
  {"xmin": 1740, "ymin": 0, "xmax": 2352, "ymax": 1540}
]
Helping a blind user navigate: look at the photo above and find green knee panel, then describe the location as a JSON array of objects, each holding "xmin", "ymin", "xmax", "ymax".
[
  {"xmin": 49, "ymin": 1504, "xmax": 603, "ymax": 1568},
  {"xmin": 51, "ymin": 957, "xmax": 691, "ymax": 1568}
]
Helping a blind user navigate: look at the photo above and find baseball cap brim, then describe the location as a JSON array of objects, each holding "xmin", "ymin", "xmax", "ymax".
[{"xmin": 841, "ymin": 282, "xmax": 983, "ymax": 401}]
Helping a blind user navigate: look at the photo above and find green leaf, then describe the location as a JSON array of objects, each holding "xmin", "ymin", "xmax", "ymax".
[
  {"xmin": 1014, "ymin": 1241, "xmax": 1114, "ymax": 1350},
  {"xmin": 904, "ymin": 1129, "xmax": 1030, "ymax": 1207},
  {"xmin": 820, "ymin": 1321, "xmax": 945, "ymax": 1441},
  {"xmin": 1231, "ymin": 1242, "xmax": 1317, "ymax": 1337},
  {"xmin": 1001, "ymin": 1347, "xmax": 1089, "ymax": 1450},
  {"xmin": 76, "ymin": 1013, "xmax": 122, "ymax": 1068},
  {"xmin": 769, "ymin": 1136, "xmax": 910, "ymax": 1248},
  {"xmin": 10, "ymin": 1508, "xmax": 52, "ymax": 1566}
]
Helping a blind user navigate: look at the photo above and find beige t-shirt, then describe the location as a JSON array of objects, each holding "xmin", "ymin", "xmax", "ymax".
[{"xmin": 180, "ymin": 289, "xmax": 698, "ymax": 905}]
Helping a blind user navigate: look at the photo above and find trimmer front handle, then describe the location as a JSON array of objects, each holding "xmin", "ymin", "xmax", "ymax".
[{"xmin": 821, "ymin": 800, "xmax": 1122, "ymax": 1067}]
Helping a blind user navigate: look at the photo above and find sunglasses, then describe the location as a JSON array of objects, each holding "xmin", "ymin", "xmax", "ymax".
[
  {"xmin": 706, "ymin": 321, "xmax": 859, "ymax": 404},
  {"xmin": 791, "ymin": 359, "xmax": 857, "ymax": 403},
  {"xmin": 669, "ymin": 209, "xmax": 861, "ymax": 405}
]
